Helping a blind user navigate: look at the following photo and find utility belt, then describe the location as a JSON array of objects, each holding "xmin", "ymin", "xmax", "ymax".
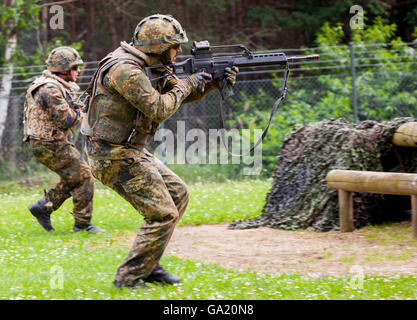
[{"xmin": 89, "ymin": 130, "xmax": 148, "ymax": 151}]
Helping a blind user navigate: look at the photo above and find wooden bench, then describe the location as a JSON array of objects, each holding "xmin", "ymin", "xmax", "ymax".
[{"xmin": 326, "ymin": 169, "xmax": 417, "ymax": 239}]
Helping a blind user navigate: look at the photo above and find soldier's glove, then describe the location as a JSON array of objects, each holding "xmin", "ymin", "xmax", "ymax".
[
  {"xmin": 188, "ymin": 72, "xmax": 213, "ymax": 93},
  {"xmin": 224, "ymin": 66, "xmax": 239, "ymax": 86}
]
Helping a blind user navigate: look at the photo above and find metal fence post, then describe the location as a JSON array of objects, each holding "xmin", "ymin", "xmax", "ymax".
[{"xmin": 349, "ymin": 42, "xmax": 358, "ymax": 122}]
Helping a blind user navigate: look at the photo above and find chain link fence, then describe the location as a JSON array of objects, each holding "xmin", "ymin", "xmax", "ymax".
[{"xmin": 0, "ymin": 43, "xmax": 416, "ymax": 182}]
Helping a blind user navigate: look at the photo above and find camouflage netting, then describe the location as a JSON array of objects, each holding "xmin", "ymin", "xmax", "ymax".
[{"xmin": 229, "ymin": 117, "xmax": 417, "ymax": 232}]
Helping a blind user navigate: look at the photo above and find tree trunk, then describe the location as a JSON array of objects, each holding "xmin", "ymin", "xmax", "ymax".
[
  {"xmin": 182, "ymin": 0, "xmax": 189, "ymax": 30},
  {"xmin": 70, "ymin": 3, "xmax": 76, "ymax": 42},
  {"xmin": 8, "ymin": 94, "xmax": 19, "ymax": 164},
  {"xmin": 107, "ymin": 9, "xmax": 118, "ymax": 50},
  {"xmin": 0, "ymin": 32, "xmax": 17, "ymax": 147},
  {"xmin": 41, "ymin": 5, "xmax": 48, "ymax": 46},
  {"xmin": 236, "ymin": 0, "xmax": 243, "ymax": 32},
  {"xmin": 87, "ymin": 0, "xmax": 96, "ymax": 60}
]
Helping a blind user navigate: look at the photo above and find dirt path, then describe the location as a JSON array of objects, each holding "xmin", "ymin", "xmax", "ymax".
[{"xmin": 162, "ymin": 222, "xmax": 417, "ymax": 276}]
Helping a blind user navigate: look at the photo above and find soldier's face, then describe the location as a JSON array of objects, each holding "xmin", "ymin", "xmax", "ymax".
[
  {"xmin": 70, "ymin": 66, "xmax": 81, "ymax": 82},
  {"xmin": 169, "ymin": 45, "xmax": 182, "ymax": 63}
]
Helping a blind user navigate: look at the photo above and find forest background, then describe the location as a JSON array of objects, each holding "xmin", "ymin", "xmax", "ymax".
[{"xmin": 2, "ymin": 0, "xmax": 416, "ymax": 62}]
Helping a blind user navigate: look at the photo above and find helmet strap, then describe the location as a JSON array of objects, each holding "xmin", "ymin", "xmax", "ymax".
[
  {"xmin": 54, "ymin": 70, "xmax": 72, "ymax": 82},
  {"xmin": 159, "ymin": 48, "xmax": 172, "ymax": 64}
]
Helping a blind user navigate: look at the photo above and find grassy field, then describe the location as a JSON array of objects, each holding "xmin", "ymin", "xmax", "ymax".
[{"xmin": 1, "ymin": 178, "xmax": 417, "ymax": 300}]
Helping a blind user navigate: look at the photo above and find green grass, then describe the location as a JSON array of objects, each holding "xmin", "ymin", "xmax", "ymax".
[
  {"xmin": 181, "ymin": 179, "xmax": 272, "ymax": 225},
  {"xmin": 1, "ymin": 179, "xmax": 417, "ymax": 299},
  {"xmin": 2, "ymin": 246, "xmax": 417, "ymax": 300},
  {"xmin": 166, "ymin": 163, "xmax": 247, "ymax": 183},
  {"xmin": 0, "ymin": 175, "xmax": 272, "ymax": 228}
]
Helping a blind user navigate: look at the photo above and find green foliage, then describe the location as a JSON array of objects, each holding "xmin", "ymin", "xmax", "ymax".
[
  {"xmin": 309, "ymin": 17, "xmax": 417, "ymax": 122},
  {"xmin": 245, "ymin": 0, "xmax": 392, "ymax": 47},
  {"xmin": 13, "ymin": 36, "xmax": 84, "ymax": 74},
  {"xmin": 227, "ymin": 17, "xmax": 417, "ymax": 177},
  {"xmin": 405, "ymin": 8, "xmax": 417, "ymax": 30},
  {"xmin": 0, "ymin": 0, "xmax": 40, "ymax": 34},
  {"xmin": 0, "ymin": 0, "xmax": 41, "ymax": 65},
  {"xmin": 228, "ymin": 76, "xmax": 354, "ymax": 176},
  {"xmin": 1, "ymin": 0, "xmax": 84, "ymax": 69}
]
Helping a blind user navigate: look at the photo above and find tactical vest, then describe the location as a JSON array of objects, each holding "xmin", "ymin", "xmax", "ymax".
[
  {"xmin": 82, "ymin": 42, "xmax": 170, "ymax": 146},
  {"xmin": 23, "ymin": 70, "xmax": 80, "ymax": 141}
]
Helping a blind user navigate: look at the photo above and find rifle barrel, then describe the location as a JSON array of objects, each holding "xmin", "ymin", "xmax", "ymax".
[{"xmin": 287, "ymin": 54, "xmax": 320, "ymax": 61}]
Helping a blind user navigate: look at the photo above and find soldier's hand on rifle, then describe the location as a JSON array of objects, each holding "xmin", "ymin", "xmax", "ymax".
[
  {"xmin": 189, "ymin": 72, "xmax": 213, "ymax": 93},
  {"xmin": 224, "ymin": 66, "xmax": 239, "ymax": 86}
]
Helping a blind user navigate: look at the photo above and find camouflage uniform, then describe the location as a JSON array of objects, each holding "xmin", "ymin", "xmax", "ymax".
[
  {"xmin": 83, "ymin": 15, "xmax": 218, "ymax": 287},
  {"xmin": 24, "ymin": 48, "xmax": 95, "ymax": 229}
]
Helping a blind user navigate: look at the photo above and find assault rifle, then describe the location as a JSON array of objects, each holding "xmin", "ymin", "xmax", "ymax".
[
  {"xmin": 146, "ymin": 40, "xmax": 319, "ymax": 99},
  {"xmin": 146, "ymin": 40, "xmax": 320, "ymax": 155}
]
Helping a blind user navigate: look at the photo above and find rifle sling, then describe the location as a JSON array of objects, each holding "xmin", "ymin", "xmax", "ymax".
[{"xmin": 218, "ymin": 63, "xmax": 290, "ymax": 157}]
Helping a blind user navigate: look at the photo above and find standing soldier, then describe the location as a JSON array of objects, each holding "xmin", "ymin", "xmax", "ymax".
[
  {"xmin": 24, "ymin": 46, "xmax": 106, "ymax": 234},
  {"xmin": 82, "ymin": 14, "xmax": 238, "ymax": 288}
]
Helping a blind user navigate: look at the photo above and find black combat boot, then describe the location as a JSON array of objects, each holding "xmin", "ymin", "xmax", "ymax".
[
  {"xmin": 144, "ymin": 264, "xmax": 181, "ymax": 284},
  {"xmin": 28, "ymin": 197, "xmax": 54, "ymax": 231},
  {"xmin": 72, "ymin": 222, "xmax": 107, "ymax": 234}
]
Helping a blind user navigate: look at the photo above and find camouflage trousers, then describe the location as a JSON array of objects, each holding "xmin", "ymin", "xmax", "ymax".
[
  {"xmin": 89, "ymin": 148, "xmax": 189, "ymax": 287},
  {"xmin": 28, "ymin": 138, "xmax": 94, "ymax": 226}
]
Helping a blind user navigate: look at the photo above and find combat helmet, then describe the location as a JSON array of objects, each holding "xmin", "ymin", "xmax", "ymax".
[
  {"xmin": 46, "ymin": 46, "xmax": 83, "ymax": 73},
  {"xmin": 132, "ymin": 14, "xmax": 188, "ymax": 54}
]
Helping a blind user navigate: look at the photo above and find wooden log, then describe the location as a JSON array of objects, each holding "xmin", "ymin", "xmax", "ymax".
[
  {"xmin": 338, "ymin": 189, "xmax": 354, "ymax": 232},
  {"xmin": 326, "ymin": 170, "xmax": 417, "ymax": 195},
  {"xmin": 392, "ymin": 122, "xmax": 417, "ymax": 147},
  {"xmin": 327, "ymin": 169, "xmax": 417, "ymax": 237},
  {"xmin": 412, "ymin": 195, "xmax": 417, "ymax": 240}
]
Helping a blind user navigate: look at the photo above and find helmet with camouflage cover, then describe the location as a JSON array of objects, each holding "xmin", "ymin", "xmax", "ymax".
[
  {"xmin": 46, "ymin": 47, "xmax": 83, "ymax": 73},
  {"xmin": 132, "ymin": 14, "xmax": 188, "ymax": 54}
]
